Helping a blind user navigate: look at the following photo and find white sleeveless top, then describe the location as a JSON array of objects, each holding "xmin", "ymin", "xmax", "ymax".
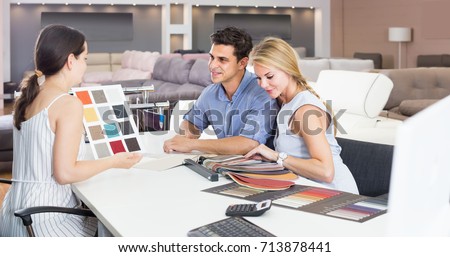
[
  {"xmin": 0, "ymin": 94, "xmax": 97, "ymax": 236},
  {"xmin": 274, "ymin": 91, "xmax": 359, "ymax": 194}
]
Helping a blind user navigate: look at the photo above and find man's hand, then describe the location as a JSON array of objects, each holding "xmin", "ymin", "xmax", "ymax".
[{"xmin": 163, "ymin": 135, "xmax": 196, "ymax": 153}]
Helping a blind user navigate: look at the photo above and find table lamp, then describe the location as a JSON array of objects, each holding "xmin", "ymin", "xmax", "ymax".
[{"xmin": 389, "ymin": 27, "xmax": 412, "ymax": 69}]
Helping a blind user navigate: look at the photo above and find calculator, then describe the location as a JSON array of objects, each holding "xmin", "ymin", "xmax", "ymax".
[{"xmin": 225, "ymin": 199, "xmax": 272, "ymax": 217}]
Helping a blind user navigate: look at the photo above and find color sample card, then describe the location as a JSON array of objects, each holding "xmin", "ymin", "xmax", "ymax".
[
  {"xmin": 221, "ymin": 186, "xmax": 264, "ymax": 198},
  {"xmin": 273, "ymin": 187, "xmax": 342, "ymax": 208},
  {"xmin": 204, "ymin": 183, "xmax": 388, "ymax": 223},
  {"xmin": 72, "ymin": 85, "xmax": 142, "ymax": 159},
  {"xmin": 325, "ymin": 197, "xmax": 388, "ymax": 221}
]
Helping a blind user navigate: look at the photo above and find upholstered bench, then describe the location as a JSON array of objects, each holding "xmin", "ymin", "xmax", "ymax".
[{"xmin": 0, "ymin": 115, "xmax": 14, "ymax": 162}]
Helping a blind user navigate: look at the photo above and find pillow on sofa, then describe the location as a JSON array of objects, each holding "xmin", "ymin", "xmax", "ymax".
[
  {"xmin": 188, "ymin": 59, "xmax": 212, "ymax": 87},
  {"xmin": 398, "ymin": 99, "xmax": 439, "ymax": 116},
  {"xmin": 121, "ymin": 50, "xmax": 160, "ymax": 71},
  {"xmin": 153, "ymin": 58, "xmax": 195, "ymax": 84},
  {"xmin": 152, "ymin": 57, "xmax": 173, "ymax": 80}
]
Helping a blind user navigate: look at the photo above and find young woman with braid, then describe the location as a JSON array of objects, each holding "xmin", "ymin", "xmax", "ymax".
[
  {"xmin": 244, "ymin": 37, "xmax": 358, "ymax": 194},
  {"xmin": 0, "ymin": 24, "xmax": 142, "ymax": 236}
]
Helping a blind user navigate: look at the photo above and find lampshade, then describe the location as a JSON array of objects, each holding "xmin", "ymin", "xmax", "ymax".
[{"xmin": 389, "ymin": 27, "xmax": 412, "ymax": 42}]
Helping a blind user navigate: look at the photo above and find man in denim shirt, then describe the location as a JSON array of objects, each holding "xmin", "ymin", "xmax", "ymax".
[{"xmin": 163, "ymin": 27, "xmax": 278, "ymax": 154}]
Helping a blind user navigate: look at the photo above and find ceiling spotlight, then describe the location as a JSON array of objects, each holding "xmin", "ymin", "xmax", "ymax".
[
  {"xmin": 216, "ymin": 5, "xmax": 220, "ymax": 7},
  {"xmin": 17, "ymin": 2, "xmax": 21, "ymax": 5},
  {"xmin": 292, "ymin": 6, "xmax": 295, "ymax": 9},
  {"xmin": 195, "ymin": 4, "xmax": 199, "ymax": 7},
  {"xmin": 310, "ymin": 6, "xmax": 314, "ymax": 9},
  {"xmin": 273, "ymin": 6, "xmax": 277, "ymax": 8},
  {"xmin": 255, "ymin": 5, "xmax": 258, "ymax": 8},
  {"xmin": 133, "ymin": 3, "xmax": 136, "ymax": 6},
  {"xmin": 65, "ymin": 3, "xmax": 68, "ymax": 5},
  {"xmin": 88, "ymin": 3, "xmax": 92, "ymax": 5}
]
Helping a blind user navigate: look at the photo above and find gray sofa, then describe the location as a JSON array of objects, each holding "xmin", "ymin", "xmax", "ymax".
[
  {"xmin": 122, "ymin": 56, "xmax": 211, "ymax": 103},
  {"xmin": 379, "ymin": 68, "xmax": 450, "ymax": 120}
]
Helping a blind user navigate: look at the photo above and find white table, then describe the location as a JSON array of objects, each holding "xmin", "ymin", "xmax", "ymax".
[{"xmin": 73, "ymin": 132, "xmax": 389, "ymax": 237}]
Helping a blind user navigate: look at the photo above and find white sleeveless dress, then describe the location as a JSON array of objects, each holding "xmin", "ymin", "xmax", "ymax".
[
  {"xmin": 274, "ymin": 91, "xmax": 359, "ymax": 194},
  {"xmin": 0, "ymin": 94, "xmax": 97, "ymax": 236}
]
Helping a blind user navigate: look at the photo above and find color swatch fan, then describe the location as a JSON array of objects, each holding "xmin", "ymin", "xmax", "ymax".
[{"xmin": 72, "ymin": 84, "xmax": 143, "ymax": 159}]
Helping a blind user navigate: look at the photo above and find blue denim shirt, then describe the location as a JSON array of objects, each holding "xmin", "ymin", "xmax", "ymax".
[{"xmin": 184, "ymin": 70, "xmax": 279, "ymax": 144}]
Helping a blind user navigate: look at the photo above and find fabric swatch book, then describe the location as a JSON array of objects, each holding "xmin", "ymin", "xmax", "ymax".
[
  {"xmin": 203, "ymin": 155, "xmax": 286, "ymax": 173},
  {"xmin": 200, "ymin": 155, "xmax": 297, "ymax": 190}
]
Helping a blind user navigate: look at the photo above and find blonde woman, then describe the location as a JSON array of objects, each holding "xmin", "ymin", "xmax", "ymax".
[{"xmin": 245, "ymin": 37, "xmax": 358, "ymax": 194}]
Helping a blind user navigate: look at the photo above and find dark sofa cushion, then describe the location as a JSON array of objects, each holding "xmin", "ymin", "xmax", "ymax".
[
  {"xmin": 398, "ymin": 99, "xmax": 438, "ymax": 116},
  {"xmin": 443, "ymin": 54, "xmax": 450, "ymax": 67},
  {"xmin": 353, "ymin": 52, "xmax": 382, "ymax": 69},
  {"xmin": 152, "ymin": 57, "xmax": 173, "ymax": 80},
  {"xmin": 417, "ymin": 55, "xmax": 443, "ymax": 67},
  {"xmin": 188, "ymin": 59, "xmax": 212, "ymax": 87},
  {"xmin": 153, "ymin": 57, "xmax": 195, "ymax": 84},
  {"xmin": 337, "ymin": 137, "xmax": 394, "ymax": 197}
]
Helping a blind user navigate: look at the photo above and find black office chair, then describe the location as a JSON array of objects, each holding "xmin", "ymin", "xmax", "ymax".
[
  {"xmin": 336, "ymin": 137, "xmax": 394, "ymax": 197},
  {"xmin": 0, "ymin": 178, "xmax": 96, "ymax": 237}
]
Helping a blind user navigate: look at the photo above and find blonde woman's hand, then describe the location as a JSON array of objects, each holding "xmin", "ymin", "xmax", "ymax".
[
  {"xmin": 244, "ymin": 144, "xmax": 278, "ymax": 162},
  {"xmin": 111, "ymin": 152, "xmax": 143, "ymax": 169}
]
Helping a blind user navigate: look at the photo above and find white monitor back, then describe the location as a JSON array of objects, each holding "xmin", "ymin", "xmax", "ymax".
[{"xmin": 387, "ymin": 95, "xmax": 450, "ymax": 236}]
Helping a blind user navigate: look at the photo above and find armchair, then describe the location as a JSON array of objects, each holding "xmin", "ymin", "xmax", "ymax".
[
  {"xmin": 0, "ymin": 178, "xmax": 96, "ymax": 237},
  {"xmin": 312, "ymin": 70, "xmax": 401, "ymax": 145}
]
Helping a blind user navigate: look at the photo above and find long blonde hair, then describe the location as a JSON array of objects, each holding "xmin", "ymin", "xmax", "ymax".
[{"xmin": 250, "ymin": 37, "xmax": 336, "ymax": 135}]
